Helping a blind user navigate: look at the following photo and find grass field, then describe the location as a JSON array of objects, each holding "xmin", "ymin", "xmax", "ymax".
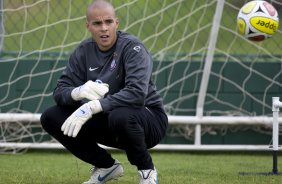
[
  {"xmin": 1, "ymin": 150, "xmax": 282, "ymax": 184},
  {"xmin": 1, "ymin": 1, "xmax": 282, "ymax": 183}
]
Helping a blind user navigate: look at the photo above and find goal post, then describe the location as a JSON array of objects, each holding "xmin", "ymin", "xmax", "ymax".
[
  {"xmin": 195, "ymin": 0, "xmax": 225, "ymax": 145},
  {"xmin": 0, "ymin": 0, "xmax": 282, "ymax": 153},
  {"xmin": 1, "ymin": 113, "xmax": 282, "ymax": 152},
  {"xmin": 272, "ymin": 97, "xmax": 282, "ymax": 174},
  {"xmin": 0, "ymin": 0, "xmax": 3, "ymax": 52}
]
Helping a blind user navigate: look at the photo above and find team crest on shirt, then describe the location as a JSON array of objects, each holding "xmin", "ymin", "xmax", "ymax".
[
  {"xmin": 110, "ymin": 59, "xmax": 116, "ymax": 71},
  {"xmin": 110, "ymin": 52, "xmax": 118, "ymax": 71}
]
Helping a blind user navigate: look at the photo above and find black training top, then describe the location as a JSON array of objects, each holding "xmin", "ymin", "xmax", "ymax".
[{"xmin": 53, "ymin": 30, "xmax": 164, "ymax": 112}]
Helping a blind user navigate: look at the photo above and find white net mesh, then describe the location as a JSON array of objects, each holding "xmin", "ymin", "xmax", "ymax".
[{"xmin": 0, "ymin": 0, "xmax": 282, "ymax": 152}]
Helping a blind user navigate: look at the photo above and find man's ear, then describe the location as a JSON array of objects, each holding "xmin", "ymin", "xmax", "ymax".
[
  {"xmin": 116, "ymin": 18, "xmax": 119, "ymax": 28},
  {"xmin": 86, "ymin": 21, "xmax": 90, "ymax": 31}
]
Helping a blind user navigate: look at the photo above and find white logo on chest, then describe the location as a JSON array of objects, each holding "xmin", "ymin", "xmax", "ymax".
[{"xmin": 133, "ymin": 46, "xmax": 141, "ymax": 52}]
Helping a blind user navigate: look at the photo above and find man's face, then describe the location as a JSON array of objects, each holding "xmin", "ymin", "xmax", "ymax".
[{"xmin": 86, "ymin": 7, "xmax": 119, "ymax": 51}]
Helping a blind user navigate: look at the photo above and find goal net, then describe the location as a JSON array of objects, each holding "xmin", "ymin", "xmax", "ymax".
[{"xmin": 0, "ymin": 0, "xmax": 282, "ymax": 153}]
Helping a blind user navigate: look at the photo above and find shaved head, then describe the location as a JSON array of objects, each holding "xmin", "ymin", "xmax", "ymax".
[
  {"xmin": 86, "ymin": 0, "xmax": 116, "ymax": 21},
  {"xmin": 85, "ymin": 0, "xmax": 119, "ymax": 51}
]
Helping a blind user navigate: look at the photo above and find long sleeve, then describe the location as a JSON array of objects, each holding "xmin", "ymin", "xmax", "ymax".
[{"xmin": 53, "ymin": 44, "xmax": 87, "ymax": 106}]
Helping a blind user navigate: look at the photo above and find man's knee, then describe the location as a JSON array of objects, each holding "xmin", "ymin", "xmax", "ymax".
[
  {"xmin": 40, "ymin": 105, "xmax": 68, "ymax": 133},
  {"xmin": 40, "ymin": 107, "xmax": 55, "ymax": 132}
]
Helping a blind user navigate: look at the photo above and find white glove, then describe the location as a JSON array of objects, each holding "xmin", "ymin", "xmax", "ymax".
[
  {"xmin": 61, "ymin": 100, "xmax": 102, "ymax": 137},
  {"xmin": 71, "ymin": 80, "xmax": 109, "ymax": 101}
]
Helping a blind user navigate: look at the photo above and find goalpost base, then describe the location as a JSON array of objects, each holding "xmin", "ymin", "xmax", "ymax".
[
  {"xmin": 239, "ymin": 172, "xmax": 282, "ymax": 175},
  {"xmin": 239, "ymin": 102, "xmax": 282, "ymax": 176}
]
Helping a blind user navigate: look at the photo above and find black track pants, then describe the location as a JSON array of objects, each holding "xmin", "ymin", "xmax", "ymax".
[{"xmin": 40, "ymin": 105, "xmax": 168, "ymax": 170}]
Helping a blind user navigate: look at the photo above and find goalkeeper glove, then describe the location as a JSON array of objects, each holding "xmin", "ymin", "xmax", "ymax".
[
  {"xmin": 61, "ymin": 100, "xmax": 102, "ymax": 137},
  {"xmin": 71, "ymin": 80, "xmax": 109, "ymax": 101}
]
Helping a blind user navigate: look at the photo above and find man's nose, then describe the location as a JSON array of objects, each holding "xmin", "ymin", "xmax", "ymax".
[{"xmin": 101, "ymin": 22, "xmax": 108, "ymax": 31}]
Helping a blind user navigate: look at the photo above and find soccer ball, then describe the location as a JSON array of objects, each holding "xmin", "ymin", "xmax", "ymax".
[{"xmin": 237, "ymin": 0, "xmax": 279, "ymax": 41}]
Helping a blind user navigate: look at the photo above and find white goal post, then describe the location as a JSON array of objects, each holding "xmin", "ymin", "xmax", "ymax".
[{"xmin": 0, "ymin": 113, "xmax": 281, "ymax": 151}]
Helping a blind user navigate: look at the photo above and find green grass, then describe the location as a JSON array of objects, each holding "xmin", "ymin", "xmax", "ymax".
[{"xmin": 1, "ymin": 150, "xmax": 282, "ymax": 184}]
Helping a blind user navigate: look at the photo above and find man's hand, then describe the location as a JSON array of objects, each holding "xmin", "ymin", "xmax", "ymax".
[
  {"xmin": 61, "ymin": 100, "xmax": 102, "ymax": 137},
  {"xmin": 71, "ymin": 80, "xmax": 109, "ymax": 101}
]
